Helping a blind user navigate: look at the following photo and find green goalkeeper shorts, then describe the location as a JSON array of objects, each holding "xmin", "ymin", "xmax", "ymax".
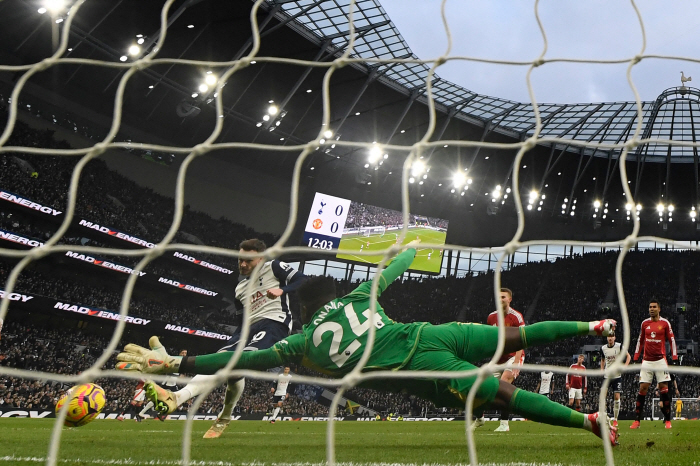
[{"xmin": 404, "ymin": 322, "xmax": 505, "ymax": 411}]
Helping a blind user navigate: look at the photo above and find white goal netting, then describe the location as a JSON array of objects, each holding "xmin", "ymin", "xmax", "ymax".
[{"xmin": 1, "ymin": 1, "xmax": 699, "ymax": 466}]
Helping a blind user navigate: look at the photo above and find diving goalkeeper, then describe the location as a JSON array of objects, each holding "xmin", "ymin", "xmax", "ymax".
[{"xmin": 116, "ymin": 242, "xmax": 618, "ymax": 445}]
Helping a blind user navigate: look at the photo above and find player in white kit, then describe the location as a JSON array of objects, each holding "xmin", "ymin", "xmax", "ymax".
[
  {"xmin": 600, "ymin": 333, "xmax": 630, "ymax": 427},
  {"xmin": 144, "ymin": 239, "xmax": 307, "ymax": 438},
  {"xmin": 536, "ymin": 371, "xmax": 555, "ymax": 399},
  {"xmin": 269, "ymin": 366, "xmax": 292, "ymax": 423}
]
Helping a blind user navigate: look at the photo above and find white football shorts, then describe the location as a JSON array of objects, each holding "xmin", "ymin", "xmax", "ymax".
[
  {"xmin": 639, "ymin": 359, "xmax": 671, "ymax": 384},
  {"xmin": 568, "ymin": 387, "xmax": 583, "ymax": 400},
  {"xmin": 132, "ymin": 388, "xmax": 146, "ymax": 403},
  {"xmin": 494, "ymin": 355, "xmax": 523, "ymax": 379}
]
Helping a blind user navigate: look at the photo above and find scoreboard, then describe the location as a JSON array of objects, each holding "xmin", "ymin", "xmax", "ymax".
[{"xmin": 302, "ymin": 192, "xmax": 351, "ymax": 250}]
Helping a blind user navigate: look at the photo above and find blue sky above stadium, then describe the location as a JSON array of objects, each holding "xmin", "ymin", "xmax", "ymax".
[{"xmin": 381, "ymin": 0, "xmax": 700, "ymax": 104}]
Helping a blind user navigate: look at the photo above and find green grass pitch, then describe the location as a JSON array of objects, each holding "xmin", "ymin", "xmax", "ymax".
[
  {"xmin": 337, "ymin": 227, "xmax": 446, "ymax": 274},
  {"xmin": 1, "ymin": 419, "xmax": 698, "ymax": 466}
]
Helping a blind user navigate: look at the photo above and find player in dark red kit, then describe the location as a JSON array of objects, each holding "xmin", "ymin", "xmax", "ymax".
[
  {"xmin": 630, "ymin": 299, "xmax": 677, "ymax": 429},
  {"xmin": 566, "ymin": 354, "xmax": 587, "ymax": 412},
  {"xmin": 472, "ymin": 288, "xmax": 524, "ymax": 432}
]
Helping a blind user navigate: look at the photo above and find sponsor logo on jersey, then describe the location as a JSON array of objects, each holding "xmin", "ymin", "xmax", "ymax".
[
  {"xmin": 164, "ymin": 323, "xmax": 230, "ymax": 340},
  {"xmin": 0, "ymin": 290, "xmax": 34, "ymax": 302},
  {"xmin": 53, "ymin": 302, "xmax": 150, "ymax": 325},
  {"xmin": 0, "ymin": 191, "xmax": 62, "ymax": 216},
  {"xmin": 651, "ymin": 332, "xmax": 656, "ymax": 338},
  {"xmin": 0, "ymin": 230, "xmax": 45, "ymax": 248},
  {"xmin": 172, "ymin": 252, "xmax": 234, "ymax": 274},
  {"xmin": 78, "ymin": 220, "xmax": 156, "ymax": 248},
  {"xmin": 157, "ymin": 277, "xmax": 218, "ymax": 296},
  {"xmin": 65, "ymin": 251, "xmax": 147, "ymax": 276}
]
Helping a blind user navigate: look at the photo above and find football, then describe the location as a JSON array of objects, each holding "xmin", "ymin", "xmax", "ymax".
[{"xmin": 55, "ymin": 383, "xmax": 106, "ymax": 427}]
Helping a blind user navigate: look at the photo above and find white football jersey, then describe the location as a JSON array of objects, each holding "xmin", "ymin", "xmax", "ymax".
[
  {"xmin": 539, "ymin": 371, "xmax": 554, "ymax": 394},
  {"xmin": 274, "ymin": 373, "xmax": 293, "ymax": 397},
  {"xmin": 235, "ymin": 260, "xmax": 299, "ymax": 329},
  {"xmin": 601, "ymin": 342, "xmax": 624, "ymax": 378}
]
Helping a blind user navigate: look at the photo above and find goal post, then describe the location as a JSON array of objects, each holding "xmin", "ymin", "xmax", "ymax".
[{"xmin": 651, "ymin": 397, "xmax": 700, "ymax": 420}]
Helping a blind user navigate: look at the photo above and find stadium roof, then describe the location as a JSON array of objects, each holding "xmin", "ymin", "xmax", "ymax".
[{"xmin": 271, "ymin": 0, "xmax": 700, "ymax": 162}]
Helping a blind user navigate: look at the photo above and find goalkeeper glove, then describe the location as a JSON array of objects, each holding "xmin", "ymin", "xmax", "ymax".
[{"xmin": 115, "ymin": 336, "xmax": 182, "ymax": 374}]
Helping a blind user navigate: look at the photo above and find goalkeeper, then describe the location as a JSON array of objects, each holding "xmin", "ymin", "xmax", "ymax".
[{"xmin": 117, "ymin": 242, "xmax": 618, "ymax": 445}]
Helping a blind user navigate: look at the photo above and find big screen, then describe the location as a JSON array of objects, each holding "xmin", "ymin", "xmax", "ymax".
[{"xmin": 303, "ymin": 192, "xmax": 449, "ymax": 273}]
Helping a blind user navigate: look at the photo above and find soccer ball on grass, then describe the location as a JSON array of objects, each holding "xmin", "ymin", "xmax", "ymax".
[{"xmin": 55, "ymin": 383, "xmax": 106, "ymax": 427}]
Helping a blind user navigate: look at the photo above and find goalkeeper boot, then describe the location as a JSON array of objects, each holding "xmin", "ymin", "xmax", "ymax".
[
  {"xmin": 203, "ymin": 418, "xmax": 231, "ymax": 439},
  {"xmin": 590, "ymin": 319, "xmax": 616, "ymax": 337},
  {"xmin": 589, "ymin": 412, "xmax": 619, "ymax": 446},
  {"xmin": 145, "ymin": 382, "xmax": 177, "ymax": 416}
]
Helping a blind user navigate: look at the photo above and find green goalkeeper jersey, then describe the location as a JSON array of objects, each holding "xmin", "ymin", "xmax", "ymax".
[{"xmin": 190, "ymin": 248, "xmax": 426, "ymax": 377}]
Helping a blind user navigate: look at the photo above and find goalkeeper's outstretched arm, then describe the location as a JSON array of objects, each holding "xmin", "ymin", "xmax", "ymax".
[{"xmin": 116, "ymin": 334, "xmax": 305, "ymax": 375}]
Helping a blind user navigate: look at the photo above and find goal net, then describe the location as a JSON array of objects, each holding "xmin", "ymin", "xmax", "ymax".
[
  {"xmin": 0, "ymin": 0, "xmax": 698, "ymax": 466},
  {"xmin": 651, "ymin": 398, "xmax": 700, "ymax": 421}
]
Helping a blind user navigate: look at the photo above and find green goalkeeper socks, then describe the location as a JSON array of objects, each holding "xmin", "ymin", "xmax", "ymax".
[
  {"xmin": 519, "ymin": 321, "xmax": 589, "ymax": 349},
  {"xmin": 509, "ymin": 388, "xmax": 587, "ymax": 430}
]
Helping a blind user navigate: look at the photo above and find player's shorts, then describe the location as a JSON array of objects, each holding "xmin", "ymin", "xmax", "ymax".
[
  {"xmin": 569, "ymin": 388, "xmax": 583, "ymax": 400},
  {"xmin": 217, "ymin": 319, "xmax": 290, "ymax": 354},
  {"xmin": 606, "ymin": 377, "xmax": 623, "ymax": 393},
  {"xmin": 401, "ymin": 322, "xmax": 507, "ymax": 414},
  {"xmin": 132, "ymin": 388, "xmax": 146, "ymax": 403},
  {"xmin": 639, "ymin": 359, "xmax": 671, "ymax": 384},
  {"xmin": 273, "ymin": 394, "xmax": 286, "ymax": 403},
  {"xmin": 493, "ymin": 356, "xmax": 522, "ymax": 379}
]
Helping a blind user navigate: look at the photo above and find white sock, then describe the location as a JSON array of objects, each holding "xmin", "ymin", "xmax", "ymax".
[
  {"xmin": 271, "ymin": 407, "xmax": 281, "ymax": 421},
  {"xmin": 174, "ymin": 374, "xmax": 220, "ymax": 407},
  {"xmin": 582, "ymin": 415, "xmax": 593, "ymax": 432},
  {"xmin": 139, "ymin": 401, "xmax": 154, "ymax": 417},
  {"xmin": 500, "ymin": 419, "xmax": 509, "ymax": 426},
  {"xmin": 613, "ymin": 399, "xmax": 621, "ymax": 420},
  {"xmin": 218, "ymin": 379, "xmax": 245, "ymax": 421}
]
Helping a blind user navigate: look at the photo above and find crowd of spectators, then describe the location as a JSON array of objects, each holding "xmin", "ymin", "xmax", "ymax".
[
  {"xmin": 0, "ymin": 115, "xmax": 277, "ymax": 270},
  {"xmin": 344, "ymin": 202, "xmax": 446, "ymax": 230}
]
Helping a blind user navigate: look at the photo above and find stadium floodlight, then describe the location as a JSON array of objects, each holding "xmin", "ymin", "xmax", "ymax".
[
  {"xmin": 43, "ymin": 0, "xmax": 66, "ymax": 13},
  {"xmin": 128, "ymin": 45, "xmax": 141, "ymax": 56},
  {"xmin": 506, "ymin": 187, "xmax": 512, "ymax": 194},
  {"xmin": 668, "ymin": 204, "xmax": 675, "ymax": 212},
  {"xmin": 541, "ymin": 194, "xmax": 546, "ymax": 199},
  {"xmin": 467, "ymin": 178, "xmax": 473, "ymax": 184},
  {"xmin": 191, "ymin": 93, "xmax": 198, "ymax": 98},
  {"xmin": 409, "ymin": 177, "xmax": 415, "ymax": 183},
  {"xmin": 38, "ymin": 7, "xmax": 47, "ymax": 14},
  {"xmin": 526, "ymin": 204, "xmax": 532, "ymax": 211},
  {"xmin": 119, "ymin": 55, "xmax": 128, "ymax": 62},
  {"xmin": 529, "ymin": 190, "xmax": 538, "ymax": 200},
  {"xmin": 625, "ymin": 203, "xmax": 632, "ymax": 211},
  {"xmin": 268, "ymin": 105, "xmax": 279, "ymax": 115},
  {"xmin": 411, "ymin": 160, "xmax": 426, "ymax": 176},
  {"xmin": 422, "ymin": 174, "xmax": 427, "ymax": 180},
  {"xmin": 636, "ymin": 204, "xmax": 642, "ymax": 211},
  {"xmin": 562, "ymin": 204, "xmax": 566, "ymax": 209},
  {"xmin": 137, "ymin": 37, "xmax": 145, "ymax": 45},
  {"xmin": 323, "ymin": 130, "xmax": 333, "ymax": 139},
  {"xmin": 657, "ymin": 203, "xmax": 665, "ymax": 212},
  {"xmin": 452, "ymin": 172, "xmax": 467, "ymax": 188},
  {"xmin": 198, "ymin": 83, "xmax": 209, "ymax": 93},
  {"xmin": 491, "ymin": 185, "xmax": 502, "ymax": 199},
  {"xmin": 692, "ymin": 211, "xmax": 697, "ymax": 219},
  {"xmin": 368, "ymin": 146, "xmax": 382, "ymax": 163},
  {"xmin": 205, "ymin": 74, "xmax": 217, "ymax": 86},
  {"xmin": 451, "ymin": 189, "xmax": 455, "ymax": 193},
  {"xmin": 262, "ymin": 114, "xmax": 270, "ymax": 122},
  {"xmin": 570, "ymin": 211, "xmax": 575, "ymax": 216}
]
